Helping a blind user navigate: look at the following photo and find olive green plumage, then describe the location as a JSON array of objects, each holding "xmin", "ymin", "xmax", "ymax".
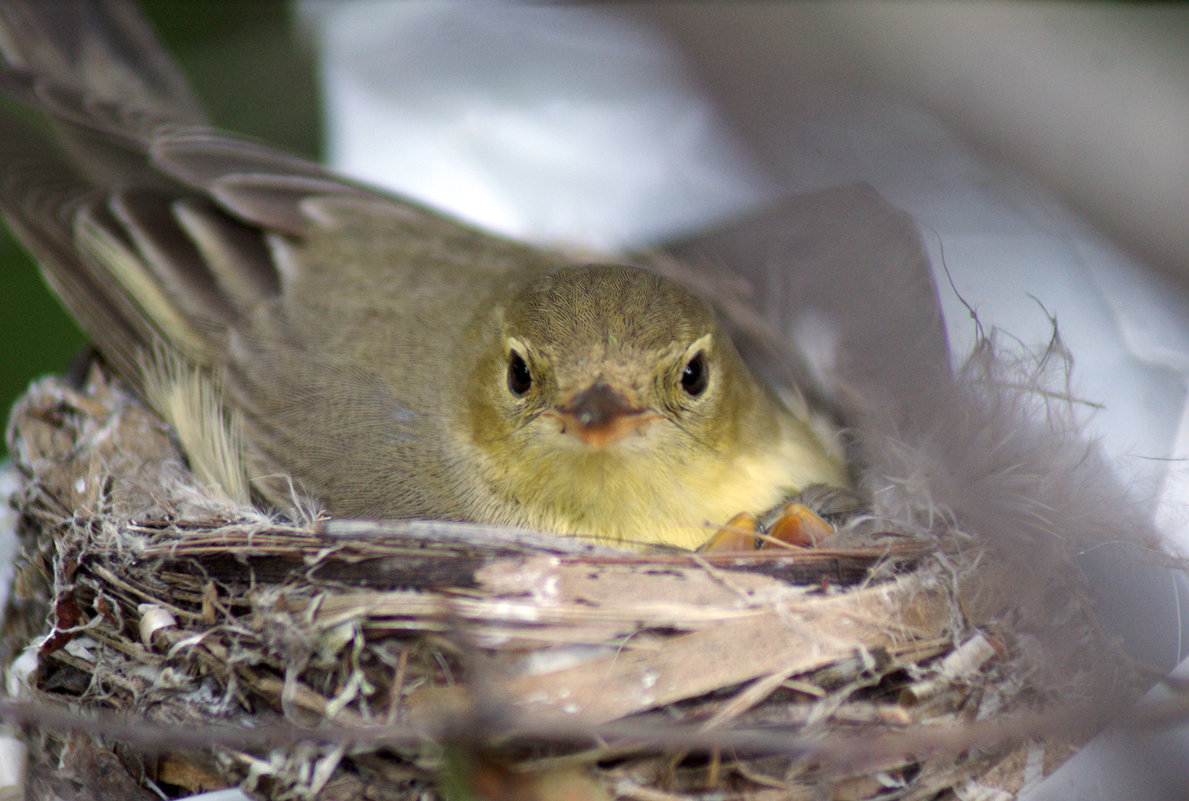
[{"xmin": 0, "ymin": 0, "xmax": 846, "ymax": 548}]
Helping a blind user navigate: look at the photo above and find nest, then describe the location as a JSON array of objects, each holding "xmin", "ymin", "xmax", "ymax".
[{"xmin": 1, "ymin": 365, "xmax": 1133, "ymax": 801}]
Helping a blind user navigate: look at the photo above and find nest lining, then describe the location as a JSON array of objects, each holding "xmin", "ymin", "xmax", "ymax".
[{"xmin": 1, "ymin": 367, "xmax": 1124, "ymax": 801}]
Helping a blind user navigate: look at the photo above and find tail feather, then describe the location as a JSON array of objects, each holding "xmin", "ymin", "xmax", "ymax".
[
  {"xmin": 0, "ymin": 1, "xmax": 293, "ymax": 373},
  {"xmin": 108, "ymin": 189, "xmax": 239, "ymax": 327},
  {"xmin": 151, "ymin": 129, "xmax": 387, "ymax": 235},
  {"xmin": 0, "ymin": 0, "xmax": 205, "ymax": 127},
  {"xmin": 172, "ymin": 197, "xmax": 281, "ymax": 311}
]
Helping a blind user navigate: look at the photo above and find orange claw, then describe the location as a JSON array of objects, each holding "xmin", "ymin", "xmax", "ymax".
[
  {"xmin": 700, "ymin": 512, "xmax": 759, "ymax": 552},
  {"xmin": 763, "ymin": 502, "xmax": 834, "ymax": 549}
]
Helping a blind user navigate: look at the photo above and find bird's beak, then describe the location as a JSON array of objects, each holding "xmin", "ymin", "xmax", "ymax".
[{"xmin": 552, "ymin": 381, "xmax": 659, "ymax": 449}]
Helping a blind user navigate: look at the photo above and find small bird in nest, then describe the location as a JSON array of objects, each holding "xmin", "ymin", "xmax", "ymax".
[{"xmin": 0, "ymin": 0, "xmax": 851, "ymax": 550}]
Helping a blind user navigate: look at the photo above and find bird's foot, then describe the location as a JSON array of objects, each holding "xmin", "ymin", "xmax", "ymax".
[{"xmin": 699, "ymin": 484, "xmax": 863, "ymax": 553}]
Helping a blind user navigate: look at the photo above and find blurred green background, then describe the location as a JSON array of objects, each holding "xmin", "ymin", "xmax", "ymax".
[{"xmin": 0, "ymin": 1, "xmax": 320, "ymax": 458}]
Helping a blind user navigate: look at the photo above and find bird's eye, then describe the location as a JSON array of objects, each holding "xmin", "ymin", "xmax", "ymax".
[
  {"xmin": 507, "ymin": 350, "xmax": 532, "ymax": 396},
  {"xmin": 680, "ymin": 351, "xmax": 708, "ymax": 397}
]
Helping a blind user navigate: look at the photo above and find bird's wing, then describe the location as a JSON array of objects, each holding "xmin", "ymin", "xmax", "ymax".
[
  {"xmin": 0, "ymin": 0, "xmax": 552, "ymax": 513},
  {"xmin": 662, "ymin": 184, "xmax": 952, "ymax": 432}
]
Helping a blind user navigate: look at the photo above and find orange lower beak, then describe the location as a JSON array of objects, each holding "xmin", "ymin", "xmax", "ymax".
[
  {"xmin": 553, "ymin": 409, "xmax": 658, "ymax": 448},
  {"xmin": 550, "ymin": 382, "xmax": 659, "ymax": 449}
]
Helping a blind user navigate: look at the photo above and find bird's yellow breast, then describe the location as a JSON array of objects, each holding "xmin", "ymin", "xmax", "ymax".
[{"xmin": 469, "ymin": 415, "xmax": 847, "ymax": 550}]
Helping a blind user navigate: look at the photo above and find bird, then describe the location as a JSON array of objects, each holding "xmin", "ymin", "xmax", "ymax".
[{"xmin": 0, "ymin": 0, "xmax": 849, "ymax": 550}]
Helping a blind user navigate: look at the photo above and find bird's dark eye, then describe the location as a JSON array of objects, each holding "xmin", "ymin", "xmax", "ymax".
[
  {"xmin": 680, "ymin": 351, "xmax": 708, "ymax": 397},
  {"xmin": 507, "ymin": 350, "xmax": 532, "ymax": 396}
]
